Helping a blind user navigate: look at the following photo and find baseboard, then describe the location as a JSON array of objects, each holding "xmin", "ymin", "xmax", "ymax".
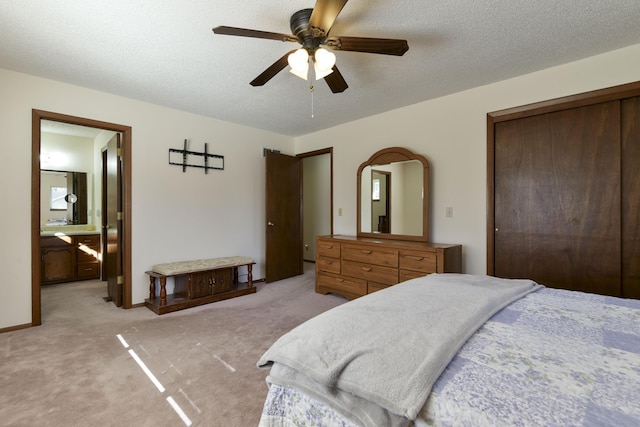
[{"xmin": 0, "ymin": 322, "xmax": 33, "ymax": 334}]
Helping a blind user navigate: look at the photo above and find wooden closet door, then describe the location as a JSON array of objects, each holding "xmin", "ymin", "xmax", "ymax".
[
  {"xmin": 494, "ymin": 101, "xmax": 621, "ymax": 295},
  {"xmin": 622, "ymin": 96, "xmax": 640, "ymax": 299}
]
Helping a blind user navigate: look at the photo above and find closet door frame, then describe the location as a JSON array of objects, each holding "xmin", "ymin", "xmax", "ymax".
[{"xmin": 487, "ymin": 81, "xmax": 640, "ymax": 277}]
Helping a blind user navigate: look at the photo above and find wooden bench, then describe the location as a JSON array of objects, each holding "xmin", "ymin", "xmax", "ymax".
[{"xmin": 144, "ymin": 256, "xmax": 255, "ymax": 314}]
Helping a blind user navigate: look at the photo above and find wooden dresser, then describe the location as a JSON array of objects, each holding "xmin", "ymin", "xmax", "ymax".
[{"xmin": 316, "ymin": 235, "xmax": 462, "ymax": 300}]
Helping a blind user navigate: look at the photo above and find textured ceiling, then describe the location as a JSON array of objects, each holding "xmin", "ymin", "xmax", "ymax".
[
  {"xmin": 41, "ymin": 120, "xmax": 105, "ymax": 138},
  {"xmin": 2, "ymin": 1, "xmax": 640, "ymax": 137}
]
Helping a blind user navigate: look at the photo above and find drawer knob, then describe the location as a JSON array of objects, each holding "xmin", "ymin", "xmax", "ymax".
[
  {"xmin": 406, "ymin": 255, "xmax": 424, "ymax": 261},
  {"xmin": 361, "ymin": 250, "xmax": 372, "ymax": 254},
  {"xmin": 361, "ymin": 267, "xmax": 372, "ymax": 272}
]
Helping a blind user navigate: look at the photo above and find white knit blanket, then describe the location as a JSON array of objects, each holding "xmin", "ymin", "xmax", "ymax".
[{"xmin": 257, "ymin": 274, "xmax": 541, "ymax": 425}]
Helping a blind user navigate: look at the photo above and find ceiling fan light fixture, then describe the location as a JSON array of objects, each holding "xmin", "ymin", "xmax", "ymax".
[
  {"xmin": 313, "ymin": 48, "xmax": 336, "ymax": 80},
  {"xmin": 288, "ymin": 48, "xmax": 309, "ymax": 80}
]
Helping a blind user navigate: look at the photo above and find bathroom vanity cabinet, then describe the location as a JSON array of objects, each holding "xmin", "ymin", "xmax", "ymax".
[{"xmin": 41, "ymin": 233, "xmax": 101, "ymax": 284}]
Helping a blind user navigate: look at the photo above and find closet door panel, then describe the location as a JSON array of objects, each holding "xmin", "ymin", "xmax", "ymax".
[
  {"xmin": 622, "ymin": 96, "xmax": 640, "ymax": 299},
  {"xmin": 494, "ymin": 101, "xmax": 621, "ymax": 295}
]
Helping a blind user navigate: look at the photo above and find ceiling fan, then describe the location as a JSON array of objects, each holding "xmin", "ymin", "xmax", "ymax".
[{"xmin": 212, "ymin": 0, "xmax": 409, "ymax": 93}]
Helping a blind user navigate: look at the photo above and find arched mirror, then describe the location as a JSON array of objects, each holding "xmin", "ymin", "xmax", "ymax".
[{"xmin": 357, "ymin": 147, "xmax": 429, "ymax": 242}]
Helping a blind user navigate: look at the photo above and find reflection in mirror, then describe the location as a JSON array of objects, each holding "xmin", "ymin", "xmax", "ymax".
[
  {"xmin": 358, "ymin": 147, "xmax": 429, "ymax": 242},
  {"xmin": 361, "ymin": 161, "xmax": 423, "ymax": 235},
  {"xmin": 41, "ymin": 170, "xmax": 90, "ymax": 225},
  {"xmin": 371, "ymin": 170, "xmax": 390, "ymax": 233}
]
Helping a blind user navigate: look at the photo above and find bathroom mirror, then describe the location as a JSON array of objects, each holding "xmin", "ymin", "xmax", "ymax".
[
  {"xmin": 41, "ymin": 170, "xmax": 90, "ymax": 225},
  {"xmin": 357, "ymin": 147, "xmax": 429, "ymax": 242}
]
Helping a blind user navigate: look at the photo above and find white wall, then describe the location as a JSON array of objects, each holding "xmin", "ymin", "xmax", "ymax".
[
  {"xmin": 0, "ymin": 68, "xmax": 293, "ymax": 329},
  {"xmin": 295, "ymin": 43, "xmax": 640, "ymax": 275}
]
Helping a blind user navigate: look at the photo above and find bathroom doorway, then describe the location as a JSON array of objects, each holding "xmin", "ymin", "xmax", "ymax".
[{"xmin": 31, "ymin": 110, "xmax": 132, "ymax": 326}]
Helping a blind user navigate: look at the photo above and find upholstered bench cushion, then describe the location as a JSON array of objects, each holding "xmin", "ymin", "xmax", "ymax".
[{"xmin": 152, "ymin": 256, "xmax": 255, "ymax": 276}]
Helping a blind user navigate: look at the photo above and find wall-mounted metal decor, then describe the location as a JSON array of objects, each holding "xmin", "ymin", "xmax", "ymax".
[{"xmin": 169, "ymin": 139, "xmax": 224, "ymax": 173}]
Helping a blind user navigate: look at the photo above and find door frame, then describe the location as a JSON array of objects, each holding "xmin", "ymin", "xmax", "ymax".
[
  {"xmin": 31, "ymin": 110, "xmax": 133, "ymax": 326},
  {"xmin": 486, "ymin": 80, "xmax": 640, "ymax": 275},
  {"xmin": 264, "ymin": 147, "xmax": 333, "ymax": 282}
]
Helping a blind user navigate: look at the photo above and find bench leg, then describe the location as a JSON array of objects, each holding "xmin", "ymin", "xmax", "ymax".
[
  {"xmin": 149, "ymin": 276, "xmax": 156, "ymax": 300},
  {"xmin": 159, "ymin": 277, "xmax": 167, "ymax": 306},
  {"xmin": 247, "ymin": 264, "xmax": 253, "ymax": 288}
]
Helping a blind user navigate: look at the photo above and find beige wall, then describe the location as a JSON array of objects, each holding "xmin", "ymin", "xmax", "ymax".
[
  {"xmin": 295, "ymin": 43, "xmax": 640, "ymax": 275},
  {"xmin": 0, "ymin": 68, "xmax": 293, "ymax": 329},
  {"xmin": 2, "ymin": 42, "xmax": 639, "ymax": 330}
]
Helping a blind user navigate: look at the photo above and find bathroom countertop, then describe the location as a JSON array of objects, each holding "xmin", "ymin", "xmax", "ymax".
[
  {"xmin": 40, "ymin": 225, "xmax": 99, "ymax": 236},
  {"xmin": 40, "ymin": 230, "xmax": 100, "ymax": 237}
]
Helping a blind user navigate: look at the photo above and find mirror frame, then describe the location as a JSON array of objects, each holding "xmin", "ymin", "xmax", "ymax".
[{"xmin": 357, "ymin": 147, "xmax": 430, "ymax": 242}]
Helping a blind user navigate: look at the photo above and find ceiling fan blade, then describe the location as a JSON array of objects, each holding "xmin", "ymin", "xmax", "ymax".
[
  {"xmin": 309, "ymin": 0, "xmax": 349, "ymax": 37},
  {"xmin": 213, "ymin": 26, "xmax": 298, "ymax": 43},
  {"xmin": 325, "ymin": 36, "xmax": 409, "ymax": 56},
  {"xmin": 324, "ymin": 65, "xmax": 348, "ymax": 93},
  {"xmin": 250, "ymin": 50, "xmax": 297, "ymax": 87}
]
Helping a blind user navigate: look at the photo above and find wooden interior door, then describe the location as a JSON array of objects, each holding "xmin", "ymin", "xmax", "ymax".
[
  {"xmin": 265, "ymin": 151, "xmax": 303, "ymax": 283},
  {"xmin": 622, "ymin": 96, "xmax": 640, "ymax": 299},
  {"xmin": 105, "ymin": 134, "xmax": 123, "ymax": 306},
  {"xmin": 494, "ymin": 101, "xmax": 622, "ymax": 295}
]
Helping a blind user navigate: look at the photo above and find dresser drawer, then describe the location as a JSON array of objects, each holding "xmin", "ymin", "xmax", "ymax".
[
  {"xmin": 317, "ymin": 255, "xmax": 341, "ymax": 274},
  {"xmin": 75, "ymin": 234, "xmax": 100, "ymax": 247},
  {"xmin": 368, "ymin": 281, "xmax": 392, "ymax": 293},
  {"xmin": 77, "ymin": 262, "xmax": 99, "ymax": 279},
  {"xmin": 317, "ymin": 240, "xmax": 341, "ymax": 258},
  {"xmin": 341, "ymin": 259, "xmax": 398, "ymax": 285},
  {"xmin": 77, "ymin": 247, "xmax": 100, "ymax": 263},
  {"xmin": 342, "ymin": 244, "xmax": 398, "ymax": 268},
  {"xmin": 399, "ymin": 269, "xmax": 428, "ymax": 283},
  {"xmin": 317, "ymin": 271, "xmax": 367, "ymax": 297},
  {"xmin": 399, "ymin": 250, "xmax": 437, "ymax": 273}
]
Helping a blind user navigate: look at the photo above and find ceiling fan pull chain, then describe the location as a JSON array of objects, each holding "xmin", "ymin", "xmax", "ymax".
[{"xmin": 310, "ymin": 84, "xmax": 315, "ymax": 118}]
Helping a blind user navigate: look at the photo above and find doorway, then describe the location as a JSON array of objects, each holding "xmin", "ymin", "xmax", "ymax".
[
  {"xmin": 302, "ymin": 151, "xmax": 332, "ymax": 262},
  {"xmin": 265, "ymin": 148, "xmax": 332, "ymax": 282},
  {"xmin": 31, "ymin": 110, "xmax": 133, "ymax": 326}
]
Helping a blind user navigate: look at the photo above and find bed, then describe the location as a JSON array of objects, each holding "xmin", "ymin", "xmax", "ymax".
[{"xmin": 256, "ymin": 274, "xmax": 640, "ymax": 426}]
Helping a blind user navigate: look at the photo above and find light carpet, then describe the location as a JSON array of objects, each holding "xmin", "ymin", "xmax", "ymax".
[{"xmin": 0, "ymin": 263, "xmax": 344, "ymax": 426}]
